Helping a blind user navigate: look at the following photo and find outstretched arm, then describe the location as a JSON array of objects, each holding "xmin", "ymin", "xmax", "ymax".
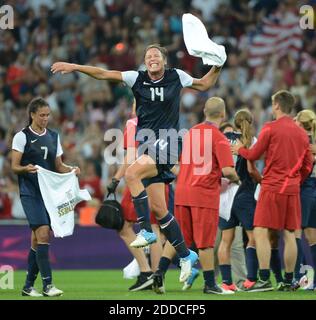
[
  {"xmin": 51, "ymin": 62, "xmax": 123, "ymax": 82},
  {"xmin": 190, "ymin": 66, "xmax": 222, "ymax": 91}
]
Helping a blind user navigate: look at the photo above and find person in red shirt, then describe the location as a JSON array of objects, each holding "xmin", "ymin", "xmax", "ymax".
[
  {"xmin": 232, "ymin": 90, "xmax": 314, "ymax": 291},
  {"xmin": 153, "ymin": 97, "xmax": 240, "ymax": 295}
]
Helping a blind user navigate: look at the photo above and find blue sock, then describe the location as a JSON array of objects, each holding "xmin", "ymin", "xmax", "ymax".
[
  {"xmin": 294, "ymin": 238, "xmax": 304, "ymax": 280},
  {"xmin": 203, "ymin": 270, "xmax": 215, "ymax": 287},
  {"xmin": 270, "ymin": 248, "xmax": 283, "ymax": 283},
  {"xmin": 259, "ymin": 269, "xmax": 270, "ymax": 281},
  {"xmin": 219, "ymin": 264, "xmax": 232, "ymax": 285},
  {"xmin": 132, "ymin": 190, "xmax": 152, "ymax": 232},
  {"xmin": 36, "ymin": 244, "xmax": 52, "ymax": 288},
  {"xmin": 24, "ymin": 248, "xmax": 39, "ymax": 288},
  {"xmin": 158, "ymin": 212, "xmax": 189, "ymax": 258},
  {"xmin": 310, "ymin": 244, "xmax": 316, "ymax": 287},
  {"xmin": 171, "ymin": 255, "xmax": 180, "ymax": 268},
  {"xmin": 158, "ymin": 257, "xmax": 172, "ymax": 275},
  {"xmin": 246, "ymin": 247, "xmax": 258, "ymax": 281}
]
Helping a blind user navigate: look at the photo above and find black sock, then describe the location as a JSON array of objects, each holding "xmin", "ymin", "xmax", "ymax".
[
  {"xmin": 159, "ymin": 212, "xmax": 189, "ymax": 258},
  {"xmin": 36, "ymin": 244, "xmax": 52, "ymax": 288},
  {"xmin": 157, "ymin": 257, "xmax": 172, "ymax": 275},
  {"xmin": 203, "ymin": 270, "xmax": 215, "ymax": 288},
  {"xmin": 270, "ymin": 248, "xmax": 283, "ymax": 282},
  {"xmin": 284, "ymin": 272, "xmax": 293, "ymax": 284},
  {"xmin": 132, "ymin": 190, "xmax": 152, "ymax": 232},
  {"xmin": 259, "ymin": 269, "xmax": 270, "ymax": 281},
  {"xmin": 294, "ymin": 238, "xmax": 303, "ymax": 280},
  {"xmin": 24, "ymin": 248, "xmax": 39, "ymax": 288}
]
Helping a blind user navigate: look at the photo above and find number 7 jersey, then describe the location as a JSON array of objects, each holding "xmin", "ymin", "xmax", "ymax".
[
  {"xmin": 12, "ymin": 126, "xmax": 63, "ymax": 196},
  {"xmin": 122, "ymin": 68, "xmax": 193, "ymax": 140}
]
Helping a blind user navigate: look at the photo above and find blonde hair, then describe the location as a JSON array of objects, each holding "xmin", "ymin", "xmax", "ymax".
[
  {"xmin": 234, "ymin": 108, "xmax": 254, "ymax": 148},
  {"xmin": 296, "ymin": 109, "xmax": 316, "ymax": 143}
]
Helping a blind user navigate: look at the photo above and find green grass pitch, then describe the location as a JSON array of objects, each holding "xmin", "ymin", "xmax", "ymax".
[{"xmin": 1, "ymin": 269, "xmax": 315, "ymax": 300}]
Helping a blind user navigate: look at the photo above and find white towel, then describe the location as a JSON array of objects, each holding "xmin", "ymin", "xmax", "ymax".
[
  {"xmin": 182, "ymin": 13, "xmax": 227, "ymax": 66},
  {"xmin": 219, "ymin": 179, "xmax": 239, "ymax": 221},
  {"xmin": 36, "ymin": 165, "xmax": 91, "ymax": 238},
  {"xmin": 123, "ymin": 258, "xmax": 141, "ymax": 279}
]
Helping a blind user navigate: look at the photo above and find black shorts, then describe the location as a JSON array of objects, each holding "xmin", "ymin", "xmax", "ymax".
[{"xmin": 301, "ymin": 183, "xmax": 316, "ymax": 229}]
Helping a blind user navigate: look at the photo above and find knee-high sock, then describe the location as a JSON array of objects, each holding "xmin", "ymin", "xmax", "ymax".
[
  {"xmin": 294, "ymin": 238, "xmax": 304, "ymax": 280},
  {"xmin": 36, "ymin": 244, "xmax": 52, "ymax": 288},
  {"xmin": 245, "ymin": 247, "xmax": 258, "ymax": 281},
  {"xmin": 159, "ymin": 212, "xmax": 189, "ymax": 258},
  {"xmin": 24, "ymin": 248, "xmax": 39, "ymax": 288},
  {"xmin": 132, "ymin": 190, "xmax": 152, "ymax": 232},
  {"xmin": 270, "ymin": 248, "xmax": 283, "ymax": 283},
  {"xmin": 310, "ymin": 244, "xmax": 316, "ymax": 287}
]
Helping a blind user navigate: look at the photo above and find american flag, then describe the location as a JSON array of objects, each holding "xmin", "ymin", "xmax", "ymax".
[{"xmin": 248, "ymin": 11, "xmax": 303, "ymax": 67}]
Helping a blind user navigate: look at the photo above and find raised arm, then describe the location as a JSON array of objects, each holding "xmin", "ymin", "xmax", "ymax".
[
  {"xmin": 190, "ymin": 66, "xmax": 222, "ymax": 91},
  {"xmin": 51, "ymin": 62, "xmax": 123, "ymax": 82}
]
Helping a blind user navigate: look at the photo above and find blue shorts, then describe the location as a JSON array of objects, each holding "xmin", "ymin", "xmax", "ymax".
[
  {"xmin": 300, "ymin": 185, "xmax": 316, "ymax": 229},
  {"xmin": 219, "ymin": 191, "xmax": 256, "ymax": 231},
  {"xmin": 138, "ymin": 136, "xmax": 182, "ymax": 173},
  {"xmin": 20, "ymin": 194, "xmax": 50, "ymax": 229},
  {"xmin": 142, "ymin": 170, "xmax": 176, "ymax": 188}
]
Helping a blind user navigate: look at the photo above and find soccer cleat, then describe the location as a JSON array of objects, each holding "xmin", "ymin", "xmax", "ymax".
[
  {"xmin": 182, "ymin": 267, "xmax": 199, "ymax": 291},
  {"xmin": 244, "ymin": 279, "xmax": 273, "ymax": 292},
  {"xmin": 128, "ymin": 273, "xmax": 153, "ymax": 292},
  {"xmin": 130, "ymin": 229, "xmax": 157, "ymax": 248},
  {"xmin": 277, "ymin": 282, "xmax": 297, "ymax": 292},
  {"xmin": 179, "ymin": 250, "xmax": 198, "ymax": 283},
  {"xmin": 22, "ymin": 286, "xmax": 43, "ymax": 297},
  {"xmin": 203, "ymin": 284, "xmax": 235, "ymax": 295},
  {"xmin": 153, "ymin": 272, "xmax": 165, "ymax": 294},
  {"xmin": 221, "ymin": 283, "xmax": 239, "ymax": 292},
  {"xmin": 43, "ymin": 284, "xmax": 63, "ymax": 297},
  {"xmin": 241, "ymin": 279, "xmax": 256, "ymax": 291}
]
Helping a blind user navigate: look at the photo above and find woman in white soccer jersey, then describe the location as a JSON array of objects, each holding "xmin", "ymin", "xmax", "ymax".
[{"xmin": 11, "ymin": 97, "xmax": 80, "ymax": 297}]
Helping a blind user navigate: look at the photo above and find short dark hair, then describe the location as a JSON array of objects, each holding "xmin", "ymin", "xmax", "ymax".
[
  {"xmin": 27, "ymin": 97, "xmax": 49, "ymax": 125},
  {"xmin": 272, "ymin": 90, "xmax": 295, "ymax": 114},
  {"xmin": 144, "ymin": 44, "xmax": 168, "ymax": 61},
  {"xmin": 219, "ymin": 122, "xmax": 234, "ymax": 133}
]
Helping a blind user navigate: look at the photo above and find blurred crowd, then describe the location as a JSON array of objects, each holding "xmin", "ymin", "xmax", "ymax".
[{"xmin": 0, "ymin": 0, "xmax": 315, "ymax": 220}]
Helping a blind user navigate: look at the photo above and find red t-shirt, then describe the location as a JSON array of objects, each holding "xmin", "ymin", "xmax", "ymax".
[
  {"xmin": 175, "ymin": 122, "xmax": 234, "ymax": 209},
  {"xmin": 239, "ymin": 116, "xmax": 313, "ymax": 194},
  {"xmin": 123, "ymin": 117, "xmax": 138, "ymax": 150}
]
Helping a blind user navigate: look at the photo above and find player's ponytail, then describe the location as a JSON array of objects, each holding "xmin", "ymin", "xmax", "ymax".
[
  {"xmin": 234, "ymin": 108, "xmax": 254, "ymax": 148},
  {"xmin": 296, "ymin": 110, "xmax": 316, "ymax": 144},
  {"xmin": 27, "ymin": 97, "xmax": 49, "ymax": 125}
]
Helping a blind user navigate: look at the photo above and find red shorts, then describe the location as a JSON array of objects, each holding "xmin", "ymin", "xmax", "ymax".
[
  {"xmin": 121, "ymin": 187, "xmax": 170, "ymax": 224},
  {"xmin": 175, "ymin": 205, "xmax": 219, "ymax": 249},
  {"xmin": 254, "ymin": 190, "xmax": 301, "ymax": 230}
]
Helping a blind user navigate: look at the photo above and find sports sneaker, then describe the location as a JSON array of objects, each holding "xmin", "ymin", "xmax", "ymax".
[
  {"xmin": 153, "ymin": 272, "xmax": 165, "ymax": 294},
  {"xmin": 128, "ymin": 273, "xmax": 153, "ymax": 292},
  {"xmin": 277, "ymin": 282, "xmax": 297, "ymax": 292},
  {"xmin": 22, "ymin": 286, "xmax": 43, "ymax": 297},
  {"xmin": 182, "ymin": 267, "xmax": 199, "ymax": 290},
  {"xmin": 43, "ymin": 284, "xmax": 63, "ymax": 297},
  {"xmin": 204, "ymin": 284, "xmax": 235, "ymax": 295},
  {"xmin": 244, "ymin": 279, "xmax": 273, "ymax": 292},
  {"xmin": 241, "ymin": 279, "xmax": 256, "ymax": 290},
  {"xmin": 130, "ymin": 229, "xmax": 157, "ymax": 248},
  {"xmin": 179, "ymin": 250, "xmax": 198, "ymax": 283},
  {"xmin": 221, "ymin": 283, "xmax": 239, "ymax": 292}
]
